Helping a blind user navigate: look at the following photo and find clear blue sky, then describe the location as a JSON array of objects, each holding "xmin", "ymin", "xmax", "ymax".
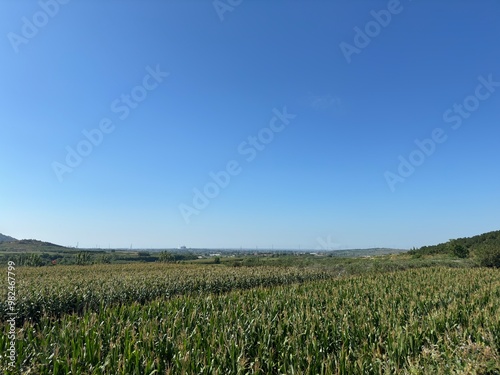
[{"xmin": 1, "ymin": 0, "xmax": 499, "ymax": 249}]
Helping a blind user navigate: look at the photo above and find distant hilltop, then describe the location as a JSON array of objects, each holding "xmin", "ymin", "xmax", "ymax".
[
  {"xmin": 0, "ymin": 236, "xmax": 68, "ymax": 253},
  {"xmin": 412, "ymin": 229, "xmax": 500, "ymax": 256},
  {"xmin": 0, "ymin": 233, "xmax": 66, "ymax": 248},
  {"xmin": 0, "ymin": 233, "xmax": 17, "ymax": 243},
  {"xmin": 15, "ymin": 239, "xmax": 64, "ymax": 247}
]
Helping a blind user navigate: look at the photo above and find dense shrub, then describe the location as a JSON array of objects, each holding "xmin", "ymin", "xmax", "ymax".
[{"xmin": 476, "ymin": 244, "xmax": 500, "ymax": 268}]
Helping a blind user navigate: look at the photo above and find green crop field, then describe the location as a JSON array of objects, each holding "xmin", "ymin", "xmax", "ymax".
[{"xmin": 1, "ymin": 264, "xmax": 500, "ymax": 374}]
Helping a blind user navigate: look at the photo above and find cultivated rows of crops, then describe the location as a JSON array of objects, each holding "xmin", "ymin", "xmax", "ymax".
[
  {"xmin": 0, "ymin": 264, "xmax": 331, "ymax": 324},
  {"xmin": 1, "ymin": 267, "xmax": 500, "ymax": 374}
]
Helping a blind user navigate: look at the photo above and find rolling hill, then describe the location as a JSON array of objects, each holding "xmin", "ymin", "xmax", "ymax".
[
  {"xmin": 410, "ymin": 229, "xmax": 500, "ymax": 256},
  {"xmin": 0, "ymin": 233, "xmax": 17, "ymax": 243},
  {"xmin": 0, "ymin": 239, "xmax": 70, "ymax": 253}
]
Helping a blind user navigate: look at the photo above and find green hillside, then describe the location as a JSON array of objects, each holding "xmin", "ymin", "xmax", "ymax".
[
  {"xmin": 0, "ymin": 239, "xmax": 69, "ymax": 252},
  {"xmin": 410, "ymin": 229, "xmax": 500, "ymax": 267},
  {"xmin": 0, "ymin": 233, "xmax": 16, "ymax": 243}
]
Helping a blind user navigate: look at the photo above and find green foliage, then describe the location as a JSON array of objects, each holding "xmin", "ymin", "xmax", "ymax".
[
  {"xmin": 75, "ymin": 251, "xmax": 92, "ymax": 265},
  {"xmin": 98, "ymin": 254, "xmax": 112, "ymax": 264},
  {"xmin": 413, "ymin": 242, "xmax": 449, "ymax": 255},
  {"xmin": 16, "ymin": 253, "xmax": 44, "ymax": 267},
  {"xmin": 412, "ymin": 230, "xmax": 500, "ymax": 258},
  {"xmin": 213, "ymin": 256, "xmax": 221, "ymax": 264},
  {"xmin": 0, "ymin": 264, "xmax": 329, "ymax": 325},
  {"xmin": 158, "ymin": 251, "xmax": 174, "ymax": 263},
  {"xmin": 476, "ymin": 244, "xmax": 500, "ymax": 268},
  {"xmin": 1, "ymin": 267, "xmax": 500, "ymax": 374},
  {"xmin": 9, "ymin": 253, "xmax": 43, "ymax": 266},
  {"xmin": 449, "ymin": 241, "xmax": 469, "ymax": 258}
]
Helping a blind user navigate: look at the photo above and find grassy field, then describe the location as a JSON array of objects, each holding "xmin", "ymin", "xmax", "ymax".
[{"xmin": 1, "ymin": 261, "xmax": 500, "ymax": 374}]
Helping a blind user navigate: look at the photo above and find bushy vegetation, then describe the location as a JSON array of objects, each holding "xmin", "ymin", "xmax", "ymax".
[
  {"xmin": 476, "ymin": 243, "xmax": 500, "ymax": 268},
  {"xmin": 1, "ymin": 267, "xmax": 499, "ymax": 374},
  {"xmin": 410, "ymin": 230, "xmax": 500, "ymax": 267}
]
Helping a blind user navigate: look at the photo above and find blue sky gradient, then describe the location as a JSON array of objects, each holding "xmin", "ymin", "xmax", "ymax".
[{"xmin": 1, "ymin": 0, "xmax": 499, "ymax": 249}]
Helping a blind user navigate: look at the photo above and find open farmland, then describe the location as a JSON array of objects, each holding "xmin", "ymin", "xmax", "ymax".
[
  {"xmin": 0, "ymin": 264, "xmax": 331, "ymax": 325},
  {"xmin": 1, "ymin": 265, "xmax": 500, "ymax": 374}
]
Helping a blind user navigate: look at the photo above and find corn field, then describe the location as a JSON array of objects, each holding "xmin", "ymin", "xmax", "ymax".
[
  {"xmin": 0, "ymin": 264, "xmax": 331, "ymax": 325},
  {"xmin": 1, "ymin": 266, "xmax": 500, "ymax": 374}
]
